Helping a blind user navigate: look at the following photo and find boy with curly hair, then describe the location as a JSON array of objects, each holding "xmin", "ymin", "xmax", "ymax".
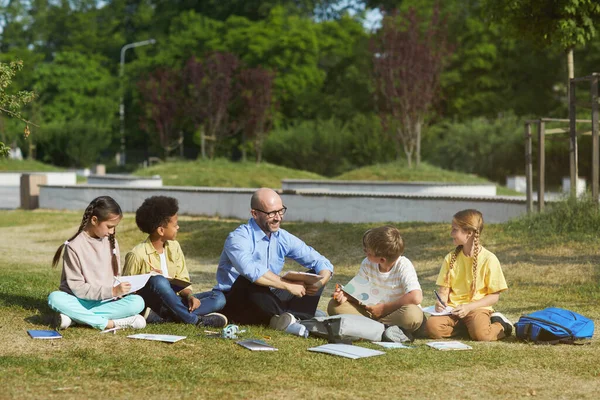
[{"xmin": 123, "ymin": 196, "xmax": 227, "ymax": 328}]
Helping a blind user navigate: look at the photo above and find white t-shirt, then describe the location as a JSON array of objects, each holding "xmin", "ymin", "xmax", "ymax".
[
  {"xmin": 159, "ymin": 252, "xmax": 169, "ymax": 277},
  {"xmin": 357, "ymin": 255, "xmax": 421, "ymax": 304}
]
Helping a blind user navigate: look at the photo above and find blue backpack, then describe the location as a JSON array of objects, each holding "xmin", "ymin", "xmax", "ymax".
[{"xmin": 515, "ymin": 307, "xmax": 594, "ymax": 344}]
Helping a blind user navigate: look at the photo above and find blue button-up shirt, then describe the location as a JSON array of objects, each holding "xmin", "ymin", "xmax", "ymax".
[{"xmin": 214, "ymin": 218, "xmax": 334, "ymax": 291}]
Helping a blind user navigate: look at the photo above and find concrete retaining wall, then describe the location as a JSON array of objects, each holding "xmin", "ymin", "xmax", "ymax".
[
  {"xmin": 282, "ymin": 179, "xmax": 497, "ymax": 196},
  {"xmin": 0, "ymin": 172, "xmax": 77, "ymax": 209},
  {"xmin": 87, "ymin": 174, "xmax": 163, "ymax": 187},
  {"xmin": 39, "ymin": 185, "xmax": 527, "ymax": 223},
  {"xmin": 0, "ymin": 171, "xmax": 76, "ymax": 186}
]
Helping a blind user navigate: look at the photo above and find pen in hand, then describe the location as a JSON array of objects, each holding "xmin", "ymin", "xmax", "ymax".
[{"xmin": 434, "ymin": 290, "xmax": 447, "ymax": 307}]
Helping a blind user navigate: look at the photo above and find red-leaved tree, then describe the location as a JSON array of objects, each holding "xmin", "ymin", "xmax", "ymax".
[
  {"xmin": 138, "ymin": 68, "xmax": 184, "ymax": 159},
  {"xmin": 238, "ymin": 67, "xmax": 275, "ymax": 163},
  {"xmin": 184, "ymin": 52, "xmax": 239, "ymax": 159},
  {"xmin": 371, "ymin": 5, "xmax": 451, "ymax": 167}
]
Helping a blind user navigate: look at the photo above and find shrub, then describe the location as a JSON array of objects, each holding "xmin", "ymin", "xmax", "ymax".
[
  {"xmin": 422, "ymin": 114, "xmax": 524, "ymax": 183},
  {"xmin": 35, "ymin": 119, "xmax": 112, "ymax": 167},
  {"xmin": 263, "ymin": 114, "xmax": 395, "ymax": 177},
  {"xmin": 505, "ymin": 195, "xmax": 600, "ymax": 240}
]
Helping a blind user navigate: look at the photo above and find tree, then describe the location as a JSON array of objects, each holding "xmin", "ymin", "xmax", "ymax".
[
  {"xmin": 485, "ymin": 0, "xmax": 600, "ymax": 97},
  {"xmin": 138, "ymin": 68, "xmax": 184, "ymax": 159},
  {"xmin": 238, "ymin": 67, "xmax": 275, "ymax": 163},
  {"xmin": 184, "ymin": 52, "xmax": 239, "ymax": 159},
  {"xmin": 371, "ymin": 5, "xmax": 451, "ymax": 167},
  {"xmin": 33, "ymin": 52, "xmax": 117, "ymax": 126},
  {"xmin": 0, "ymin": 60, "xmax": 35, "ymax": 157}
]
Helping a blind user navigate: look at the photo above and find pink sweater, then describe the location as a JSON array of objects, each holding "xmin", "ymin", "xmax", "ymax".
[{"xmin": 59, "ymin": 231, "xmax": 121, "ymax": 300}]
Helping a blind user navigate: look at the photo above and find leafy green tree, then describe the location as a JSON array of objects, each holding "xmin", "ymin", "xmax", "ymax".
[
  {"xmin": 33, "ymin": 52, "xmax": 117, "ymax": 127},
  {"xmin": 314, "ymin": 14, "xmax": 374, "ymax": 121},
  {"xmin": 0, "ymin": 60, "xmax": 35, "ymax": 157},
  {"xmin": 31, "ymin": 52, "xmax": 117, "ymax": 164},
  {"xmin": 485, "ymin": 0, "xmax": 600, "ymax": 95}
]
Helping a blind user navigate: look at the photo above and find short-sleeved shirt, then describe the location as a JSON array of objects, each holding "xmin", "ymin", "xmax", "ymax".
[
  {"xmin": 357, "ymin": 255, "xmax": 421, "ymax": 304},
  {"xmin": 436, "ymin": 246, "xmax": 508, "ymax": 309},
  {"xmin": 123, "ymin": 238, "xmax": 192, "ymax": 292}
]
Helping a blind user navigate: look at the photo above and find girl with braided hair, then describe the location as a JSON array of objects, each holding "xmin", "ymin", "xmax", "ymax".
[
  {"xmin": 425, "ymin": 209, "xmax": 512, "ymax": 341},
  {"xmin": 47, "ymin": 196, "xmax": 146, "ymax": 331}
]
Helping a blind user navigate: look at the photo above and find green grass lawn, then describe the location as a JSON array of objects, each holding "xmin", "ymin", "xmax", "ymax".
[{"xmin": 1, "ymin": 210, "xmax": 598, "ymax": 399}]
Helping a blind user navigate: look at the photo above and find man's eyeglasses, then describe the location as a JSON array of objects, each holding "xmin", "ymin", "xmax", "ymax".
[{"xmin": 253, "ymin": 206, "xmax": 287, "ymax": 218}]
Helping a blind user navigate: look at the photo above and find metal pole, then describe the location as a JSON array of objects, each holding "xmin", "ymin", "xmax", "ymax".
[
  {"xmin": 119, "ymin": 39, "xmax": 156, "ymax": 166},
  {"xmin": 591, "ymin": 75, "xmax": 599, "ymax": 202},
  {"xmin": 525, "ymin": 122, "xmax": 533, "ymax": 213},
  {"xmin": 538, "ymin": 120, "xmax": 545, "ymax": 212},
  {"xmin": 569, "ymin": 78, "xmax": 578, "ymax": 198}
]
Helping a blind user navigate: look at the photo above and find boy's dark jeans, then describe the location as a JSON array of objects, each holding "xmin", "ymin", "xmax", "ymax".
[{"xmin": 138, "ymin": 275, "xmax": 226, "ymax": 324}]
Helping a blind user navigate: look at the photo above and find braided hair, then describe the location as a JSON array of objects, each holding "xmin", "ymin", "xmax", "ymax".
[
  {"xmin": 444, "ymin": 209, "xmax": 484, "ymax": 299},
  {"xmin": 52, "ymin": 196, "xmax": 123, "ymax": 276}
]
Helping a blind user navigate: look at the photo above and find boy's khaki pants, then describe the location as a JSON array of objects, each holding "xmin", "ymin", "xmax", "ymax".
[
  {"xmin": 425, "ymin": 308, "xmax": 505, "ymax": 341},
  {"xmin": 327, "ymin": 298, "xmax": 423, "ymax": 333}
]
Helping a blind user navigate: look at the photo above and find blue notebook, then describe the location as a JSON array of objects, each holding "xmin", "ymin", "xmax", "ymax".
[{"xmin": 27, "ymin": 330, "xmax": 63, "ymax": 339}]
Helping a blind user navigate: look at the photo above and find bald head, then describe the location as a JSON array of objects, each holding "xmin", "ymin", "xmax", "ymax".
[
  {"xmin": 250, "ymin": 188, "xmax": 281, "ymax": 210},
  {"xmin": 250, "ymin": 188, "xmax": 284, "ymax": 235}
]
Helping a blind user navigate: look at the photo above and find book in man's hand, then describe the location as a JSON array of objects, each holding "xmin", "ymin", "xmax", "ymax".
[
  {"xmin": 28, "ymin": 330, "xmax": 62, "ymax": 339},
  {"xmin": 281, "ymin": 271, "xmax": 321, "ymax": 285}
]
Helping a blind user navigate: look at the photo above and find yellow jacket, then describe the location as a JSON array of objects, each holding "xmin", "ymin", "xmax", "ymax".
[{"xmin": 123, "ymin": 237, "xmax": 192, "ymax": 292}]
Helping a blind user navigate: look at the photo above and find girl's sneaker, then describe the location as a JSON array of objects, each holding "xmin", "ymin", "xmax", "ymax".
[
  {"xmin": 113, "ymin": 315, "xmax": 147, "ymax": 329},
  {"xmin": 53, "ymin": 313, "xmax": 72, "ymax": 330}
]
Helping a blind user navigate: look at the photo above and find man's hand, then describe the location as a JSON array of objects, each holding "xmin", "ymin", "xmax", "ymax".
[
  {"xmin": 305, "ymin": 278, "xmax": 326, "ymax": 296},
  {"xmin": 365, "ymin": 302, "xmax": 386, "ymax": 319},
  {"xmin": 286, "ymin": 281, "xmax": 306, "ymax": 297}
]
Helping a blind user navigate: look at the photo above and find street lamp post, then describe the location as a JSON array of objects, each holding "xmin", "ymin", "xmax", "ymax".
[{"xmin": 118, "ymin": 39, "xmax": 156, "ymax": 166}]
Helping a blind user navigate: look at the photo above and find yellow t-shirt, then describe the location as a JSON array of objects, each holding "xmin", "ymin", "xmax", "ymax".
[{"xmin": 435, "ymin": 246, "xmax": 507, "ymax": 309}]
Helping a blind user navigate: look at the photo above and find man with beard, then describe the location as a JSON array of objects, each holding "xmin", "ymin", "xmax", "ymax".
[{"xmin": 215, "ymin": 188, "xmax": 334, "ymax": 330}]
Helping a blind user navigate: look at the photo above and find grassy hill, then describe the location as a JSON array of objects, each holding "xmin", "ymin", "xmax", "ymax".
[
  {"xmin": 335, "ymin": 161, "xmax": 489, "ymax": 182},
  {"xmin": 0, "ymin": 159, "xmax": 64, "ymax": 172},
  {"xmin": 133, "ymin": 158, "xmax": 519, "ymax": 194},
  {"xmin": 335, "ymin": 161, "xmax": 520, "ymax": 195},
  {"xmin": 133, "ymin": 158, "xmax": 324, "ymax": 187}
]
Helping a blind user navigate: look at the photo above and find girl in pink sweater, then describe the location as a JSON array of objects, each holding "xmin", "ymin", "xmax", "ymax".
[{"xmin": 48, "ymin": 196, "xmax": 146, "ymax": 331}]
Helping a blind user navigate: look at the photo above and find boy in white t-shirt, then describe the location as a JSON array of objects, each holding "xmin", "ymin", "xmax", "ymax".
[{"xmin": 328, "ymin": 226, "xmax": 424, "ymax": 341}]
